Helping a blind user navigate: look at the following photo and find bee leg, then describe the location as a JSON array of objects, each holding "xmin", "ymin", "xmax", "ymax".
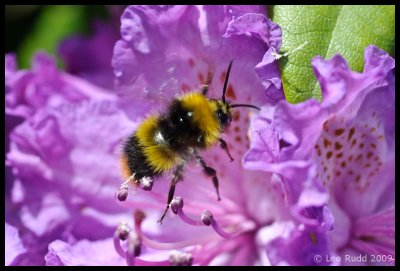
[
  {"xmin": 218, "ymin": 138, "xmax": 234, "ymax": 162},
  {"xmin": 194, "ymin": 153, "xmax": 221, "ymax": 201},
  {"xmin": 201, "ymin": 64, "xmax": 215, "ymax": 96},
  {"xmin": 157, "ymin": 163, "xmax": 185, "ymax": 224}
]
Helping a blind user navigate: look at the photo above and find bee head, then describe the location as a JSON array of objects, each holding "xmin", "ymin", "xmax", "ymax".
[
  {"xmin": 217, "ymin": 60, "xmax": 260, "ymax": 129},
  {"xmin": 215, "ymin": 100, "xmax": 232, "ymax": 129}
]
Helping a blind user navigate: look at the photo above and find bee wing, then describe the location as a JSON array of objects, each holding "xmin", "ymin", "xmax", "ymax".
[
  {"xmin": 116, "ymin": 74, "xmax": 186, "ymax": 116},
  {"xmin": 115, "ymin": 61, "xmax": 217, "ymax": 115}
]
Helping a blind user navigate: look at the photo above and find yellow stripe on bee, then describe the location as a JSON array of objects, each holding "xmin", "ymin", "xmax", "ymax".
[
  {"xmin": 136, "ymin": 115, "xmax": 159, "ymax": 146},
  {"xmin": 143, "ymin": 145, "xmax": 178, "ymax": 172},
  {"xmin": 135, "ymin": 115, "xmax": 178, "ymax": 172},
  {"xmin": 179, "ymin": 92, "xmax": 220, "ymax": 147}
]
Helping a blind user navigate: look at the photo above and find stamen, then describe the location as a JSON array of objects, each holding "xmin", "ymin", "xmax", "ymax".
[
  {"xmin": 171, "ymin": 197, "xmax": 203, "ymax": 226},
  {"xmin": 125, "ymin": 253, "xmax": 135, "ymax": 266},
  {"xmin": 170, "ymin": 197, "xmax": 184, "ymax": 214},
  {"xmin": 201, "ymin": 210, "xmax": 240, "ymax": 238},
  {"xmin": 128, "ymin": 232, "xmax": 141, "ymax": 257},
  {"xmin": 113, "ymin": 229, "xmax": 127, "ymax": 258},
  {"xmin": 169, "ymin": 251, "xmax": 193, "ymax": 266},
  {"xmin": 113, "ymin": 210, "xmax": 197, "ymax": 266},
  {"xmin": 133, "ymin": 210, "xmax": 146, "ymax": 231},
  {"xmin": 140, "ymin": 177, "xmax": 154, "ymax": 191},
  {"xmin": 178, "ymin": 208, "xmax": 203, "ymax": 226},
  {"xmin": 201, "ymin": 210, "xmax": 213, "ymax": 226},
  {"xmin": 211, "ymin": 219, "xmax": 239, "ymax": 239},
  {"xmin": 116, "ymin": 222, "xmax": 131, "ymax": 241},
  {"xmin": 140, "ymin": 231, "xmax": 217, "ymax": 250},
  {"xmin": 132, "ymin": 205, "xmax": 216, "ymax": 250},
  {"xmin": 171, "ymin": 200, "xmax": 243, "ymax": 238},
  {"xmin": 116, "ymin": 174, "xmax": 135, "ymax": 201},
  {"xmin": 116, "ymin": 187, "xmax": 129, "ymax": 201}
]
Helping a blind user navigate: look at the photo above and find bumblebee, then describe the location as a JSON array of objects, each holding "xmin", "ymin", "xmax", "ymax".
[{"xmin": 120, "ymin": 61, "xmax": 260, "ymax": 223}]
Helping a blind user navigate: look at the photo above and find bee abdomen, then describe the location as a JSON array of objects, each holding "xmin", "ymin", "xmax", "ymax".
[{"xmin": 123, "ymin": 135, "xmax": 161, "ymax": 180}]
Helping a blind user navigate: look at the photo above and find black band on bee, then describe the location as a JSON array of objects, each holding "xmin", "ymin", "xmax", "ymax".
[
  {"xmin": 164, "ymin": 100, "xmax": 205, "ymax": 150},
  {"xmin": 123, "ymin": 135, "xmax": 161, "ymax": 180}
]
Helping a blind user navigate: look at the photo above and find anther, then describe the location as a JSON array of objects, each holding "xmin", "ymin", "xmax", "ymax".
[
  {"xmin": 169, "ymin": 251, "xmax": 193, "ymax": 266},
  {"xmin": 172, "ymin": 198, "xmax": 203, "ymax": 226},
  {"xmin": 134, "ymin": 210, "xmax": 146, "ymax": 226},
  {"xmin": 116, "ymin": 174, "xmax": 135, "ymax": 201},
  {"xmin": 114, "ymin": 224, "xmax": 128, "ymax": 258},
  {"xmin": 201, "ymin": 210, "xmax": 213, "ymax": 226},
  {"xmin": 117, "ymin": 186, "xmax": 129, "ymax": 201},
  {"xmin": 140, "ymin": 177, "xmax": 153, "ymax": 191},
  {"xmin": 171, "ymin": 197, "xmax": 184, "ymax": 214},
  {"xmin": 116, "ymin": 222, "xmax": 131, "ymax": 241}
]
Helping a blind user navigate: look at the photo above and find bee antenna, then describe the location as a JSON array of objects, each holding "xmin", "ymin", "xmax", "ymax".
[
  {"xmin": 222, "ymin": 60, "xmax": 233, "ymax": 103},
  {"xmin": 230, "ymin": 103, "xmax": 261, "ymax": 111}
]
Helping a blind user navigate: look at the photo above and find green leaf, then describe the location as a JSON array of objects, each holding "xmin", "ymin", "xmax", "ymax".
[
  {"xmin": 270, "ymin": 5, "xmax": 395, "ymax": 103},
  {"xmin": 17, "ymin": 5, "xmax": 88, "ymax": 69}
]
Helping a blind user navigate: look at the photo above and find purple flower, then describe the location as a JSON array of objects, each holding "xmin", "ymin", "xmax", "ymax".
[
  {"xmin": 244, "ymin": 45, "xmax": 395, "ymax": 266},
  {"xmin": 107, "ymin": 5, "xmax": 327, "ymax": 266},
  {"xmin": 45, "ymin": 238, "xmax": 126, "ymax": 266},
  {"xmin": 112, "ymin": 5, "xmax": 282, "ymax": 105},
  {"xmin": 5, "ymin": 223, "xmax": 26, "ymax": 265},
  {"xmin": 5, "ymin": 52, "xmax": 115, "ymax": 119},
  {"xmin": 5, "ymin": 52, "xmax": 137, "ymax": 265},
  {"xmin": 5, "ymin": 4, "xmax": 285, "ymax": 264},
  {"xmin": 8, "ymin": 4, "xmax": 390, "ymax": 267}
]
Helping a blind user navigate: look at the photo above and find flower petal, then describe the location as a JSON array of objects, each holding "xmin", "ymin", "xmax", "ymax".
[
  {"xmin": 45, "ymin": 238, "xmax": 126, "ymax": 266},
  {"xmin": 224, "ymin": 13, "xmax": 282, "ymax": 49},
  {"xmin": 255, "ymin": 48, "xmax": 284, "ymax": 103},
  {"xmin": 5, "ymin": 223, "xmax": 26, "ymax": 265},
  {"xmin": 5, "ymin": 52, "xmax": 115, "ymax": 119},
  {"xmin": 112, "ymin": 5, "xmax": 277, "ymax": 108},
  {"xmin": 266, "ymin": 226, "xmax": 334, "ymax": 266},
  {"xmin": 59, "ymin": 21, "xmax": 119, "ymax": 89}
]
